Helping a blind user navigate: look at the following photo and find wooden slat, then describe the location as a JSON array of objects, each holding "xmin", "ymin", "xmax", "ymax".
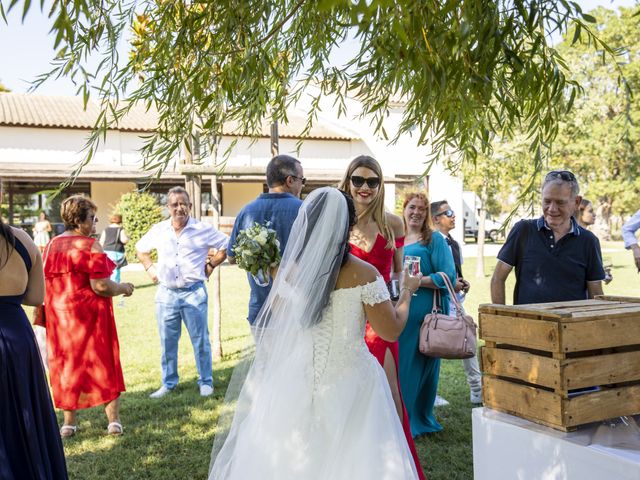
[
  {"xmin": 482, "ymin": 376, "xmax": 563, "ymax": 426},
  {"xmin": 481, "ymin": 347, "xmax": 560, "ymax": 389},
  {"xmin": 478, "ymin": 303, "xmax": 568, "ymax": 318},
  {"xmin": 565, "ymin": 384, "xmax": 640, "ymax": 427},
  {"xmin": 553, "ymin": 303, "xmax": 640, "ymax": 315},
  {"xmin": 562, "ymin": 316, "xmax": 640, "ymax": 351},
  {"xmin": 566, "ymin": 307, "xmax": 640, "ymax": 321},
  {"xmin": 484, "ymin": 377, "xmax": 640, "ymax": 430},
  {"xmin": 479, "ymin": 314, "xmax": 560, "ymax": 352},
  {"xmin": 478, "ymin": 304, "xmax": 498, "ymax": 315},
  {"xmin": 562, "ymin": 350, "xmax": 640, "ymax": 389},
  {"xmin": 521, "ymin": 299, "xmax": 617, "ymax": 309},
  {"xmin": 596, "ymin": 295, "xmax": 640, "ymax": 304}
]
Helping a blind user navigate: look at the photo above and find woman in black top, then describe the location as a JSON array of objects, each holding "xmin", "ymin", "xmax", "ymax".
[{"xmin": 99, "ymin": 214, "xmax": 129, "ymax": 283}]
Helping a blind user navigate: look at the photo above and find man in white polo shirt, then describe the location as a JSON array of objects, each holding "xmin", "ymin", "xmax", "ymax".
[{"xmin": 137, "ymin": 186, "xmax": 228, "ymax": 398}]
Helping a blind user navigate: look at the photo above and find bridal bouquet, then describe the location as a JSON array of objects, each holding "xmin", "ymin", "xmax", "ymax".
[{"xmin": 233, "ymin": 222, "xmax": 281, "ymax": 286}]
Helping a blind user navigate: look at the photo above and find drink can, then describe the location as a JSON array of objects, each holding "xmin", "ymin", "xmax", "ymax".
[
  {"xmin": 388, "ymin": 279, "xmax": 400, "ymax": 301},
  {"xmin": 404, "ymin": 255, "xmax": 421, "ymax": 276}
]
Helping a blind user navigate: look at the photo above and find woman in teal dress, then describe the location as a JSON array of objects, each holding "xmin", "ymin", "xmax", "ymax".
[{"xmin": 399, "ymin": 191, "xmax": 457, "ymax": 436}]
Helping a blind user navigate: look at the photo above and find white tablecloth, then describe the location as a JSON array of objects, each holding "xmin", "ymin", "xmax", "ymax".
[{"xmin": 472, "ymin": 407, "xmax": 640, "ymax": 480}]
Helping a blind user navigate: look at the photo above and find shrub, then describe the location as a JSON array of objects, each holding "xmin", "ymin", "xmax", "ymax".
[{"xmin": 114, "ymin": 192, "xmax": 164, "ymax": 262}]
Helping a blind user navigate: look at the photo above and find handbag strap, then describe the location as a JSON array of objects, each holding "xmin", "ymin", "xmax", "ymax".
[{"xmin": 436, "ymin": 272, "xmax": 465, "ymax": 314}]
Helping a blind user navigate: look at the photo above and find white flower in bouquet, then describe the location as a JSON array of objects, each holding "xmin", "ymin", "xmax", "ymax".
[
  {"xmin": 232, "ymin": 222, "xmax": 281, "ymax": 281},
  {"xmin": 255, "ymin": 231, "xmax": 268, "ymax": 246}
]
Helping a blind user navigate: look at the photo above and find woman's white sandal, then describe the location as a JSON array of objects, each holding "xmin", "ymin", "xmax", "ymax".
[
  {"xmin": 107, "ymin": 422, "xmax": 123, "ymax": 436},
  {"xmin": 60, "ymin": 425, "xmax": 77, "ymax": 438}
]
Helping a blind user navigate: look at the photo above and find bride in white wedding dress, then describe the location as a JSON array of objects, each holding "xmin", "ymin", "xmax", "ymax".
[{"xmin": 209, "ymin": 187, "xmax": 422, "ymax": 480}]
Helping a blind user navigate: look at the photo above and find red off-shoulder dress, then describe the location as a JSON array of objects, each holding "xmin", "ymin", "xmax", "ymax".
[
  {"xmin": 44, "ymin": 235, "xmax": 125, "ymax": 410},
  {"xmin": 350, "ymin": 234, "xmax": 426, "ymax": 479}
]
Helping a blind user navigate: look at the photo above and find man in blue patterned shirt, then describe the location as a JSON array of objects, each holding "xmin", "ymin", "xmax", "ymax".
[{"xmin": 228, "ymin": 155, "xmax": 304, "ymax": 336}]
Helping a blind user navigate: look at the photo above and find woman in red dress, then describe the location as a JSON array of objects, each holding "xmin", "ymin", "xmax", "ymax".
[
  {"xmin": 44, "ymin": 196, "xmax": 134, "ymax": 437},
  {"xmin": 339, "ymin": 156, "xmax": 426, "ymax": 479}
]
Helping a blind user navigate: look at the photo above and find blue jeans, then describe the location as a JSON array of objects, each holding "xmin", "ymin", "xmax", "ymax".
[
  {"xmin": 105, "ymin": 251, "xmax": 124, "ymax": 283},
  {"xmin": 155, "ymin": 282, "xmax": 212, "ymax": 389}
]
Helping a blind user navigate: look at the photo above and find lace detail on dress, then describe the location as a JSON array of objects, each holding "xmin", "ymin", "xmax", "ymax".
[
  {"xmin": 311, "ymin": 282, "xmax": 381, "ymax": 389},
  {"xmin": 361, "ymin": 276, "xmax": 390, "ymax": 306}
]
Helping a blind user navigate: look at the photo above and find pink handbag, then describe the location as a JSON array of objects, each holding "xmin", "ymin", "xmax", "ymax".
[{"xmin": 419, "ymin": 272, "xmax": 477, "ymax": 359}]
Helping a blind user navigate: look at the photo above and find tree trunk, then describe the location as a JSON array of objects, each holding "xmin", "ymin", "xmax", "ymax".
[
  {"xmin": 270, "ymin": 120, "xmax": 279, "ymax": 157},
  {"xmin": 183, "ymin": 139, "xmax": 202, "ymax": 219},
  {"xmin": 475, "ymin": 191, "xmax": 487, "ymax": 278},
  {"xmin": 210, "ymin": 173, "xmax": 223, "ymax": 361},
  {"xmin": 208, "ymin": 130, "xmax": 223, "ymax": 362}
]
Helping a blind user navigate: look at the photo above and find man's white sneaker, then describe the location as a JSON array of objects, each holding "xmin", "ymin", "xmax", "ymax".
[
  {"xmin": 470, "ymin": 391, "xmax": 483, "ymax": 404},
  {"xmin": 434, "ymin": 395, "xmax": 450, "ymax": 407},
  {"xmin": 199, "ymin": 385, "xmax": 214, "ymax": 397},
  {"xmin": 149, "ymin": 386, "xmax": 173, "ymax": 399}
]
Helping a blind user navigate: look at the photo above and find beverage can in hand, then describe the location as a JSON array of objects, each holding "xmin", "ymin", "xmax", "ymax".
[
  {"xmin": 404, "ymin": 256, "xmax": 421, "ymax": 276},
  {"xmin": 387, "ymin": 279, "xmax": 400, "ymax": 301}
]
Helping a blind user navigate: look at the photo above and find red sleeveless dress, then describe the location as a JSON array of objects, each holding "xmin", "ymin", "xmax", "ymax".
[{"xmin": 350, "ymin": 234, "xmax": 426, "ymax": 479}]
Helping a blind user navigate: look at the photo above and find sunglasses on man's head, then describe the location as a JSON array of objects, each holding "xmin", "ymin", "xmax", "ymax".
[
  {"xmin": 350, "ymin": 176, "xmax": 380, "ymax": 189},
  {"xmin": 435, "ymin": 209, "xmax": 455, "ymax": 218},
  {"xmin": 545, "ymin": 170, "xmax": 576, "ymax": 182}
]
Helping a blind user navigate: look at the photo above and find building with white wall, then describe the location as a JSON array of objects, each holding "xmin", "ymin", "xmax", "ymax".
[{"xmin": 0, "ymin": 92, "xmax": 463, "ymax": 238}]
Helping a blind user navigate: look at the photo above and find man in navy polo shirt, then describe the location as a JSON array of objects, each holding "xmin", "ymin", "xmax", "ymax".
[
  {"xmin": 228, "ymin": 155, "xmax": 304, "ymax": 336},
  {"xmin": 491, "ymin": 170, "xmax": 605, "ymax": 305}
]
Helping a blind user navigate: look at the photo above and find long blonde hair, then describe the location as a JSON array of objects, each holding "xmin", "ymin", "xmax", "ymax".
[{"xmin": 338, "ymin": 155, "xmax": 394, "ymax": 249}]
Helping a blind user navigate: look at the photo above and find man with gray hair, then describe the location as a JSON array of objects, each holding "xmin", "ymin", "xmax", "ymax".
[
  {"xmin": 136, "ymin": 186, "xmax": 228, "ymax": 398},
  {"xmin": 228, "ymin": 155, "xmax": 304, "ymax": 335},
  {"xmin": 491, "ymin": 170, "xmax": 605, "ymax": 305}
]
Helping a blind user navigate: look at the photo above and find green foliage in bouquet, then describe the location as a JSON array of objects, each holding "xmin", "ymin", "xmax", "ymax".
[{"xmin": 232, "ymin": 222, "xmax": 281, "ymax": 277}]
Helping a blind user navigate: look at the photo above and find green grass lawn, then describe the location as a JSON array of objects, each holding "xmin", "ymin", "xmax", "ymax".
[{"xmin": 55, "ymin": 241, "xmax": 639, "ymax": 479}]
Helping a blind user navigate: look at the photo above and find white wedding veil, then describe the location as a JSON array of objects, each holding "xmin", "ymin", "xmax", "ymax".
[{"xmin": 209, "ymin": 187, "xmax": 351, "ymax": 478}]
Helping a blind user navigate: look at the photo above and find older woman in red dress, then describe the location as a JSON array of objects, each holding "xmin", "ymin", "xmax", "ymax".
[
  {"xmin": 44, "ymin": 195, "xmax": 134, "ymax": 437},
  {"xmin": 339, "ymin": 156, "xmax": 426, "ymax": 479}
]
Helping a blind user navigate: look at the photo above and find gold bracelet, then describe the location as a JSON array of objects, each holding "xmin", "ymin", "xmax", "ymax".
[{"xmin": 401, "ymin": 286, "xmax": 416, "ymax": 295}]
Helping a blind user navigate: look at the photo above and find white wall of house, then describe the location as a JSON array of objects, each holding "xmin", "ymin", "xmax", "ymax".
[
  {"xmin": 91, "ymin": 181, "xmax": 137, "ymax": 234},
  {"xmin": 0, "ymin": 126, "xmax": 149, "ymax": 166},
  {"xmin": 222, "ymin": 183, "xmax": 263, "ymax": 217}
]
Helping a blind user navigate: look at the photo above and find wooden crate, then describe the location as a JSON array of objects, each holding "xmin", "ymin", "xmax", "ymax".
[{"xmin": 479, "ymin": 297, "xmax": 640, "ymax": 431}]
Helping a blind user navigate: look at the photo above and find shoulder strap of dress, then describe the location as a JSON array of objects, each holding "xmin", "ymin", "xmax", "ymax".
[{"xmin": 12, "ymin": 234, "xmax": 33, "ymax": 272}]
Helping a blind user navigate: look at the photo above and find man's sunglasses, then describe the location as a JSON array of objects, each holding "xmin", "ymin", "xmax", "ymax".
[
  {"xmin": 350, "ymin": 176, "xmax": 380, "ymax": 189},
  {"xmin": 289, "ymin": 175, "xmax": 307, "ymax": 186},
  {"xmin": 545, "ymin": 170, "xmax": 576, "ymax": 182},
  {"xmin": 435, "ymin": 209, "xmax": 455, "ymax": 218}
]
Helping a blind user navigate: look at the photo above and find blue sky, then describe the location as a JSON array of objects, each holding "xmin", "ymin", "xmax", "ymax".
[{"xmin": 0, "ymin": 0, "xmax": 637, "ymax": 96}]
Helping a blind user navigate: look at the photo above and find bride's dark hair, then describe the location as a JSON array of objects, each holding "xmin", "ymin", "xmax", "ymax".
[
  {"xmin": 292, "ymin": 188, "xmax": 354, "ymax": 326},
  {"xmin": 341, "ymin": 191, "xmax": 356, "ymax": 266}
]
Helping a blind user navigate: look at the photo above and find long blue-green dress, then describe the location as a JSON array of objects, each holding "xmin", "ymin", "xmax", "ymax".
[{"xmin": 399, "ymin": 233, "xmax": 456, "ymax": 436}]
